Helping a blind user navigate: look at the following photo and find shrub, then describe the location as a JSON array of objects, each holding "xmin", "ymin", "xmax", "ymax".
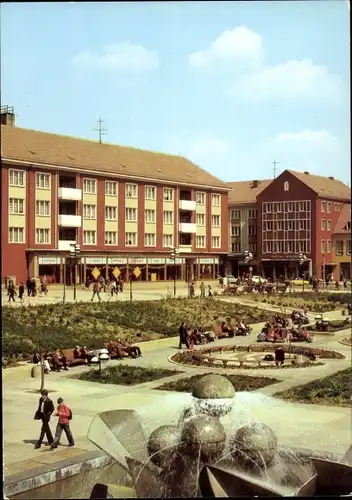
[{"xmin": 73, "ymin": 365, "xmax": 182, "ymax": 386}]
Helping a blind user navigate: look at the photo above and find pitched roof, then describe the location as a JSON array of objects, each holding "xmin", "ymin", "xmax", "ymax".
[
  {"xmin": 288, "ymin": 170, "xmax": 351, "ymax": 201},
  {"xmin": 1, "ymin": 125, "xmax": 228, "ymax": 190},
  {"xmin": 227, "ymin": 179, "xmax": 272, "ymax": 205},
  {"xmin": 334, "ymin": 204, "xmax": 351, "ymax": 234}
]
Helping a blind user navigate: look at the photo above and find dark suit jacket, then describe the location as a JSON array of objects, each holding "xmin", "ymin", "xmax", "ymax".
[{"xmin": 37, "ymin": 397, "xmax": 54, "ymax": 419}]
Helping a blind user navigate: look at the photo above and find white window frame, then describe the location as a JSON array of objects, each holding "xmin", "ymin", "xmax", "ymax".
[
  {"xmin": 83, "ymin": 230, "xmax": 97, "ymax": 245},
  {"xmin": 83, "ymin": 204, "xmax": 97, "ymax": 219},
  {"xmin": 196, "ymin": 235, "xmax": 206, "ymax": 248},
  {"xmin": 248, "ymin": 209, "xmax": 257, "ymax": 219},
  {"xmin": 196, "ymin": 213, "xmax": 205, "ymax": 226},
  {"xmin": 196, "ymin": 191, "xmax": 206, "ymax": 205},
  {"xmin": 326, "ymin": 239, "xmax": 331, "ymax": 253},
  {"xmin": 83, "ymin": 178, "xmax": 97, "ymax": 194},
  {"xmin": 144, "ymin": 233, "xmax": 156, "ymax": 247},
  {"xmin": 321, "ymin": 219, "xmax": 325, "ymax": 230},
  {"xmin": 321, "ymin": 201, "xmax": 325, "ymax": 212},
  {"xmin": 284, "ymin": 181, "xmax": 289, "ymax": 191},
  {"xmin": 163, "ymin": 211, "xmax": 173, "ymax": 224},
  {"xmin": 35, "ymin": 228, "xmax": 50, "ymax": 244},
  {"xmin": 145, "ymin": 185, "xmax": 156, "ymax": 200},
  {"xmin": 105, "ymin": 206, "xmax": 117, "ymax": 221},
  {"xmin": 9, "ymin": 169, "xmax": 25, "ymax": 187},
  {"xmin": 36, "ymin": 200, "xmax": 50, "ymax": 216},
  {"xmin": 125, "ymin": 207, "xmax": 137, "ymax": 222},
  {"xmin": 212, "ymin": 194, "xmax": 220, "ymax": 207},
  {"xmin": 327, "ymin": 202, "xmax": 332, "ymax": 213},
  {"xmin": 126, "ymin": 183, "xmax": 138, "ymax": 198},
  {"xmin": 105, "ymin": 231, "xmax": 117, "ymax": 245},
  {"xmin": 163, "ymin": 234, "xmax": 174, "ymax": 247},
  {"xmin": 327, "ymin": 220, "xmax": 331, "ymax": 231},
  {"xmin": 9, "ymin": 227, "xmax": 25, "ymax": 243},
  {"xmin": 248, "ymin": 225, "xmax": 257, "ymax": 236},
  {"xmin": 105, "ymin": 181, "xmax": 117, "ymax": 196},
  {"xmin": 211, "ymin": 236, "xmax": 220, "ymax": 248},
  {"xmin": 9, "ymin": 198, "xmax": 25, "ymax": 215},
  {"xmin": 163, "ymin": 188, "xmax": 174, "ymax": 202},
  {"xmin": 212, "ymin": 215, "xmax": 220, "ymax": 227},
  {"xmin": 231, "ymin": 209, "xmax": 241, "ymax": 219},
  {"xmin": 232, "ymin": 242, "xmax": 241, "ymax": 253},
  {"xmin": 125, "ymin": 232, "xmax": 137, "ymax": 246},
  {"xmin": 36, "ymin": 172, "xmax": 51, "ymax": 190},
  {"xmin": 321, "ymin": 239, "xmax": 325, "ymax": 253},
  {"xmin": 145, "ymin": 209, "xmax": 156, "ymax": 223}
]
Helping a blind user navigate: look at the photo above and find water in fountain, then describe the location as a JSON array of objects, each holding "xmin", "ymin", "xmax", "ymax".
[{"xmin": 87, "ymin": 374, "xmax": 352, "ymax": 498}]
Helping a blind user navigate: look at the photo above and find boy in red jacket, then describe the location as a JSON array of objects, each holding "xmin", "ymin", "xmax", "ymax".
[{"xmin": 50, "ymin": 397, "xmax": 74, "ymax": 449}]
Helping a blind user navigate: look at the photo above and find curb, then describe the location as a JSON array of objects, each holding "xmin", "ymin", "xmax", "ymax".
[
  {"xmin": 4, "ymin": 450, "xmax": 111, "ymax": 498},
  {"xmin": 339, "ymin": 338, "xmax": 352, "ymax": 346}
]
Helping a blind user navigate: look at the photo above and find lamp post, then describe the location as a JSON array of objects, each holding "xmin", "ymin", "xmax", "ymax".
[
  {"xmin": 97, "ymin": 350, "xmax": 109, "ymax": 375},
  {"xmin": 298, "ymin": 253, "xmax": 308, "ymax": 292},
  {"xmin": 244, "ymin": 250, "xmax": 253, "ymax": 282},
  {"xmin": 69, "ymin": 243, "xmax": 81, "ymax": 301},
  {"xmin": 170, "ymin": 247, "xmax": 180, "ymax": 296}
]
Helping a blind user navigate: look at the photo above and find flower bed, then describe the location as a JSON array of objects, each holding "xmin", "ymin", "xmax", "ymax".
[
  {"xmin": 2, "ymin": 298, "xmax": 270, "ymax": 359},
  {"xmin": 275, "ymin": 368, "xmax": 352, "ymax": 407},
  {"xmin": 245, "ymin": 292, "xmax": 350, "ymax": 312},
  {"xmin": 306, "ymin": 319, "xmax": 351, "ymax": 334},
  {"xmin": 156, "ymin": 373, "xmax": 280, "ymax": 392}
]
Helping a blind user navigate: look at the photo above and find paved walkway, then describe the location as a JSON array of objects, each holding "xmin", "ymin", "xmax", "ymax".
[{"xmin": 3, "ymin": 302, "xmax": 351, "ymax": 487}]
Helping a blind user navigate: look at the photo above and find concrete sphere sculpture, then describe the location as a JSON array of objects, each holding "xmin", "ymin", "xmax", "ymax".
[
  {"xmin": 230, "ymin": 422, "xmax": 278, "ymax": 469},
  {"xmin": 191, "ymin": 374, "xmax": 235, "ymax": 417},
  {"xmin": 147, "ymin": 425, "xmax": 180, "ymax": 467},
  {"xmin": 180, "ymin": 415, "xmax": 226, "ymax": 460}
]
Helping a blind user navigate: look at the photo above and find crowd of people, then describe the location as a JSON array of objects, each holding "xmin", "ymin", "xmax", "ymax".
[
  {"xmin": 6, "ymin": 276, "xmax": 49, "ymax": 303},
  {"xmin": 33, "ymin": 349, "xmax": 69, "ymax": 373},
  {"xmin": 85, "ymin": 275, "xmax": 124, "ymax": 301},
  {"xmin": 257, "ymin": 311, "xmax": 312, "ymax": 343},
  {"xmin": 106, "ymin": 339, "xmax": 142, "ymax": 359}
]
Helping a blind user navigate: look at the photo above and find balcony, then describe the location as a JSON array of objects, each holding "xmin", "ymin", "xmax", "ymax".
[
  {"xmin": 58, "ymin": 240, "xmax": 77, "ymax": 251},
  {"xmin": 58, "ymin": 214, "xmax": 82, "ymax": 227},
  {"xmin": 179, "ymin": 200, "xmax": 196, "ymax": 211},
  {"xmin": 58, "ymin": 187, "xmax": 82, "ymax": 201},
  {"xmin": 179, "ymin": 245, "xmax": 192, "ymax": 253},
  {"xmin": 179, "ymin": 222, "xmax": 196, "ymax": 233}
]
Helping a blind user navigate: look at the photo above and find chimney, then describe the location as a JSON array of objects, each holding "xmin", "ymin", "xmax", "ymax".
[
  {"xmin": 328, "ymin": 176, "xmax": 334, "ymax": 180},
  {"xmin": 304, "ymin": 171, "xmax": 309, "ymax": 175},
  {"xmin": 0, "ymin": 105, "xmax": 15, "ymax": 127},
  {"xmin": 252, "ymin": 180, "xmax": 259, "ymax": 188}
]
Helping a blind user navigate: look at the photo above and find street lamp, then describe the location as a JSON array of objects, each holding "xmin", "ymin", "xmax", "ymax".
[
  {"xmin": 90, "ymin": 349, "xmax": 110, "ymax": 375},
  {"xmin": 244, "ymin": 250, "xmax": 253, "ymax": 282},
  {"xmin": 298, "ymin": 253, "xmax": 308, "ymax": 292},
  {"xmin": 170, "ymin": 247, "xmax": 180, "ymax": 296},
  {"xmin": 69, "ymin": 243, "xmax": 81, "ymax": 301}
]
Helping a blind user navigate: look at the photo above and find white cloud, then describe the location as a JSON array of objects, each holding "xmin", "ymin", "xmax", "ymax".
[
  {"xmin": 189, "ymin": 26, "xmax": 264, "ymax": 71},
  {"xmin": 259, "ymin": 129, "xmax": 342, "ymax": 177},
  {"xmin": 232, "ymin": 59, "xmax": 342, "ymax": 102},
  {"xmin": 71, "ymin": 42, "xmax": 159, "ymax": 73}
]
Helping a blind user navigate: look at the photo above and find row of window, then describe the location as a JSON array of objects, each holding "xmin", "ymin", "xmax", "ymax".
[
  {"xmin": 321, "ymin": 219, "xmax": 333, "ymax": 231},
  {"xmin": 230, "ymin": 209, "xmax": 257, "ymax": 220},
  {"xmin": 263, "ymin": 201, "xmax": 311, "ymax": 213},
  {"xmin": 263, "ymin": 220, "xmax": 311, "ymax": 231},
  {"xmin": 231, "ymin": 243, "xmax": 257, "ymax": 253},
  {"xmin": 263, "ymin": 240, "xmax": 310, "ymax": 254},
  {"xmin": 321, "ymin": 201, "xmax": 341, "ymax": 213},
  {"xmin": 231, "ymin": 225, "xmax": 257, "ymax": 236},
  {"xmin": 335, "ymin": 240, "xmax": 352, "ymax": 256}
]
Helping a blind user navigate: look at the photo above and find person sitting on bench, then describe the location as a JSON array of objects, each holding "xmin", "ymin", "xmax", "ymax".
[
  {"xmin": 73, "ymin": 346, "xmax": 81, "ymax": 360},
  {"xmin": 236, "ymin": 319, "xmax": 247, "ymax": 336},
  {"xmin": 117, "ymin": 339, "xmax": 142, "ymax": 358},
  {"xmin": 56, "ymin": 350, "xmax": 68, "ymax": 371},
  {"xmin": 79, "ymin": 346, "xmax": 89, "ymax": 362},
  {"xmin": 221, "ymin": 321, "xmax": 235, "ymax": 337}
]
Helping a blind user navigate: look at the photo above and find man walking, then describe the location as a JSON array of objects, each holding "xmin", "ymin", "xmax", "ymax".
[
  {"xmin": 35, "ymin": 389, "xmax": 54, "ymax": 448},
  {"xmin": 199, "ymin": 281, "xmax": 205, "ymax": 298},
  {"xmin": 91, "ymin": 280, "xmax": 101, "ymax": 301},
  {"xmin": 50, "ymin": 397, "xmax": 74, "ymax": 449},
  {"xmin": 178, "ymin": 322, "xmax": 189, "ymax": 349}
]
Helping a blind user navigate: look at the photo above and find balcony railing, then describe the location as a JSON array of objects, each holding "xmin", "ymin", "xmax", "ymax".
[
  {"xmin": 179, "ymin": 222, "xmax": 196, "ymax": 233},
  {"xmin": 58, "ymin": 187, "xmax": 82, "ymax": 201},
  {"xmin": 58, "ymin": 214, "xmax": 82, "ymax": 227},
  {"xmin": 178, "ymin": 244, "xmax": 192, "ymax": 253},
  {"xmin": 58, "ymin": 240, "xmax": 77, "ymax": 251},
  {"xmin": 179, "ymin": 200, "xmax": 196, "ymax": 211}
]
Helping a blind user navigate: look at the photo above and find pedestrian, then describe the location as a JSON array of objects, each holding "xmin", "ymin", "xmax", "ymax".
[
  {"xmin": 189, "ymin": 282, "xmax": 195, "ymax": 298},
  {"xmin": 274, "ymin": 347, "xmax": 285, "ymax": 368},
  {"xmin": 207, "ymin": 285, "xmax": 213, "ymax": 298},
  {"xmin": 110, "ymin": 280, "xmax": 118, "ymax": 297},
  {"xmin": 200, "ymin": 281, "xmax": 205, "ymax": 298},
  {"xmin": 91, "ymin": 281, "xmax": 101, "ymax": 301},
  {"xmin": 34, "ymin": 389, "xmax": 54, "ymax": 449},
  {"xmin": 50, "ymin": 397, "xmax": 74, "ymax": 449},
  {"xmin": 7, "ymin": 284, "xmax": 16, "ymax": 302},
  {"xmin": 18, "ymin": 281, "xmax": 24, "ymax": 302},
  {"xmin": 178, "ymin": 322, "xmax": 189, "ymax": 349},
  {"xmin": 26, "ymin": 278, "xmax": 32, "ymax": 296}
]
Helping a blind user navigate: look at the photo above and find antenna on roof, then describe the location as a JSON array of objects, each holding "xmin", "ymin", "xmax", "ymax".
[
  {"xmin": 272, "ymin": 160, "xmax": 280, "ymax": 179},
  {"xmin": 93, "ymin": 117, "xmax": 107, "ymax": 144}
]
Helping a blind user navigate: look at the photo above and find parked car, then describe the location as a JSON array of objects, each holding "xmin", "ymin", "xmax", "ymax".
[
  {"xmin": 251, "ymin": 276, "xmax": 267, "ymax": 284},
  {"xmin": 225, "ymin": 274, "xmax": 237, "ymax": 284}
]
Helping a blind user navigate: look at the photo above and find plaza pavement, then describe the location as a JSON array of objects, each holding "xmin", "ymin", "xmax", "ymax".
[{"xmin": 3, "ymin": 301, "xmax": 351, "ymax": 495}]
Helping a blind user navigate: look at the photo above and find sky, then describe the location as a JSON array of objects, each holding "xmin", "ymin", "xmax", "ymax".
[{"xmin": 1, "ymin": 1, "xmax": 350, "ymax": 184}]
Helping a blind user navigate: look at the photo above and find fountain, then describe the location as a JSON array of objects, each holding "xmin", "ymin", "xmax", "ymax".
[{"xmin": 88, "ymin": 374, "xmax": 352, "ymax": 498}]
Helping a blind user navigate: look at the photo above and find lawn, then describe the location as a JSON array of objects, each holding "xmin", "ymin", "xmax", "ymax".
[
  {"xmin": 2, "ymin": 298, "xmax": 269, "ymax": 358},
  {"xmin": 275, "ymin": 368, "xmax": 352, "ymax": 407},
  {"xmin": 156, "ymin": 373, "xmax": 279, "ymax": 392},
  {"xmin": 74, "ymin": 365, "xmax": 183, "ymax": 386},
  {"xmin": 244, "ymin": 292, "xmax": 350, "ymax": 313}
]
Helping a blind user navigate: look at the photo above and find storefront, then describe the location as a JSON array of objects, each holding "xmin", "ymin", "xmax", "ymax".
[
  {"xmin": 261, "ymin": 257, "xmax": 312, "ymax": 281},
  {"xmin": 38, "ymin": 257, "xmax": 61, "ymax": 284}
]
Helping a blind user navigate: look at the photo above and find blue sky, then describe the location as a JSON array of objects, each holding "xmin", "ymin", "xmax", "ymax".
[{"xmin": 1, "ymin": 1, "xmax": 350, "ymax": 183}]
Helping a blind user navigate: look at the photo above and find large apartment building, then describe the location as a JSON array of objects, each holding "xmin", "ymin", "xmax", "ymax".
[{"xmin": 1, "ymin": 107, "xmax": 229, "ymax": 285}]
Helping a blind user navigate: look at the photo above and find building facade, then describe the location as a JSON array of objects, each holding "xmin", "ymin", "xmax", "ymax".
[
  {"xmin": 1, "ymin": 109, "xmax": 229, "ymax": 285},
  {"xmin": 332, "ymin": 205, "xmax": 351, "ymax": 280},
  {"xmin": 256, "ymin": 170, "xmax": 351, "ymax": 280},
  {"xmin": 227, "ymin": 179, "xmax": 271, "ymax": 276}
]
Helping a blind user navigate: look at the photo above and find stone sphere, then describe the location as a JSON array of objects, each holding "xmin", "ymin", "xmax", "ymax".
[
  {"xmin": 192, "ymin": 374, "xmax": 236, "ymax": 400},
  {"xmin": 230, "ymin": 422, "xmax": 278, "ymax": 469},
  {"xmin": 180, "ymin": 415, "xmax": 226, "ymax": 459},
  {"xmin": 147, "ymin": 425, "xmax": 180, "ymax": 466}
]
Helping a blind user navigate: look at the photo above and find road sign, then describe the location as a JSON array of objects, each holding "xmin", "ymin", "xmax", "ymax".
[
  {"xmin": 133, "ymin": 266, "xmax": 141, "ymax": 279},
  {"xmin": 91, "ymin": 267, "xmax": 101, "ymax": 280},
  {"xmin": 112, "ymin": 267, "xmax": 121, "ymax": 279}
]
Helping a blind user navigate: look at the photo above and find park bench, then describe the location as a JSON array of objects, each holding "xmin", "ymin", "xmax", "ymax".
[{"xmin": 61, "ymin": 348, "xmax": 87, "ymax": 367}]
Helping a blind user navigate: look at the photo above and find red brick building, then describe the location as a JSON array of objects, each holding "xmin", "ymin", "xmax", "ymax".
[
  {"xmin": 1, "ymin": 108, "xmax": 229, "ymax": 285},
  {"xmin": 256, "ymin": 170, "xmax": 351, "ymax": 280}
]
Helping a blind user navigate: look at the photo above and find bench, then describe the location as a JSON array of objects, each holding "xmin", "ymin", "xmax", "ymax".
[{"xmin": 61, "ymin": 349, "xmax": 87, "ymax": 367}]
